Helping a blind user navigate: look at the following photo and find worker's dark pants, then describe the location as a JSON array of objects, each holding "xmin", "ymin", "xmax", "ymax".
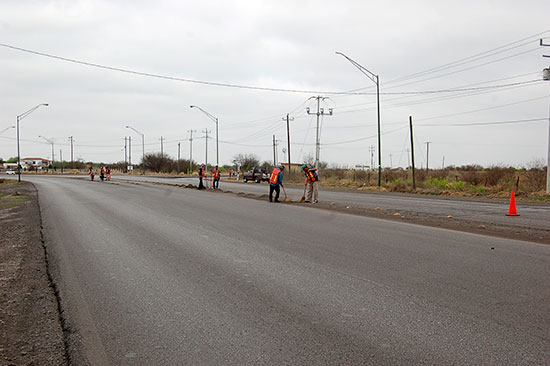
[
  {"xmin": 269, "ymin": 184, "xmax": 280, "ymax": 202},
  {"xmin": 213, "ymin": 177, "xmax": 220, "ymax": 189},
  {"xmin": 198, "ymin": 177, "xmax": 205, "ymax": 190}
]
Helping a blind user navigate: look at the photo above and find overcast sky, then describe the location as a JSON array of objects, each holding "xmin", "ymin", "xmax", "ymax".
[{"xmin": 1, "ymin": 0, "xmax": 549, "ymax": 169}]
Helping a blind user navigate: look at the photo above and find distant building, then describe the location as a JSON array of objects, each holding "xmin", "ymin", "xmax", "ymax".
[{"xmin": 20, "ymin": 158, "xmax": 51, "ymax": 171}]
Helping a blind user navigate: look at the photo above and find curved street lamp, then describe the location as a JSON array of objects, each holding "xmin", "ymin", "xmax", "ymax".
[
  {"xmin": 38, "ymin": 135, "xmax": 55, "ymax": 167},
  {"xmin": 336, "ymin": 52, "xmax": 381, "ymax": 187},
  {"xmin": 190, "ymin": 105, "xmax": 219, "ymax": 166},
  {"xmin": 125, "ymin": 125, "xmax": 145, "ymax": 174},
  {"xmin": 17, "ymin": 103, "xmax": 49, "ymax": 182}
]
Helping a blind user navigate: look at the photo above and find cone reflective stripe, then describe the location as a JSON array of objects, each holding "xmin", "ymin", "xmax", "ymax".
[{"xmin": 506, "ymin": 190, "xmax": 520, "ymax": 216}]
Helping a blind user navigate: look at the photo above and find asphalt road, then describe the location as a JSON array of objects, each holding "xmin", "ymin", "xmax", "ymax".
[
  {"xmin": 28, "ymin": 175, "xmax": 550, "ymax": 365},
  {"xmin": 115, "ymin": 175, "xmax": 550, "ymax": 231}
]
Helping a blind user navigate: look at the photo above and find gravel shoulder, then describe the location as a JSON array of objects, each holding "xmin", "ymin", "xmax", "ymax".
[{"xmin": 0, "ymin": 180, "xmax": 67, "ymax": 366}]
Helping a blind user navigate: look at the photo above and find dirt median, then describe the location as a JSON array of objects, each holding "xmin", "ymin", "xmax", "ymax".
[{"xmin": 0, "ymin": 180, "xmax": 67, "ymax": 366}]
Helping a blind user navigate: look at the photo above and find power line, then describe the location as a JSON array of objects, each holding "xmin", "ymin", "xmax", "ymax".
[{"xmin": 0, "ymin": 42, "xmax": 369, "ymax": 96}]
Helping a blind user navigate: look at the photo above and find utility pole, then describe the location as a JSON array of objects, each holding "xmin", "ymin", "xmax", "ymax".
[
  {"xmin": 177, "ymin": 142, "xmax": 181, "ymax": 174},
  {"xmin": 203, "ymin": 129, "xmax": 211, "ymax": 169},
  {"xmin": 60, "ymin": 149, "xmax": 63, "ymax": 173},
  {"xmin": 369, "ymin": 145, "xmax": 375, "ymax": 170},
  {"xmin": 160, "ymin": 136, "xmax": 165, "ymax": 157},
  {"xmin": 425, "ymin": 142, "xmax": 431, "ymax": 172},
  {"xmin": 188, "ymin": 129, "xmax": 198, "ymax": 174},
  {"xmin": 306, "ymin": 96, "xmax": 333, "ymax": 168},
  {"xmin": 124, "ymin": 137, "xmax": 128, "ymax": 172},
  {"xmin": 541, "ymin": 38, "xmax": 550, "ymax": 193},
  {"xmin": 128, "ymin": 136, "xmax": 132, "ymax": 166},
  {"xmin": 283, "ymin": 114, "xmax": 294, "ymax": 172},
  {"xmin": 409, "ymin": 116, "xmax": 416, "ymax": 189},
  {"xmin": 273, "ymin": 135, "xmax": 277, "ymax": 166},
  {"xmin": 442, "ymin": 155, "xmax": 445, "ymax": 169},
  {"xmin": 389, "ymin": 153, "xmax": 393, "ymax": 169},
  {"xmin": 68, "ymin": 136, "xmax": 74, "ymax": 168}
]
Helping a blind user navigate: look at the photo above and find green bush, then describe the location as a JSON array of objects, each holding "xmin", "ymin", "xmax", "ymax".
[
  {"xmin": 428, "ymin": 177, "xmax": 449, "ymax": 190},
  {"xmin": 448, "ymin": 180, "xmax": 466, "ymax": 191}
]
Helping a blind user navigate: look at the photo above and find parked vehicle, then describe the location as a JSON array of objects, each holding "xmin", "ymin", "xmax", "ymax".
[
  {"xmin": 243, "ymin": 167, "xmax": 270, "ymax": 183},
  {"xmin": 6, "ymin": 170, "xmax": 15, "ymax": 175}
]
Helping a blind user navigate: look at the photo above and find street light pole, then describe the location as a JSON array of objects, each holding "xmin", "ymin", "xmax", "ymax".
[
  {"xmin": 190, "ymin": 106, "xmax": 219, "ymax": 166},
  {"xmin": 16, "ymin": 104, "xmax": 48, "ymax": 182},
  {"xmin": 336, "ymin": 52, "xmax": 382, "ymax": 186},
  {"xmin": 125, "ymin": 125, "xmax": 145, "ymax": 174},
  {"xmin": 38, "ymin": 135, "xmax": 55, "ymax": 167}
]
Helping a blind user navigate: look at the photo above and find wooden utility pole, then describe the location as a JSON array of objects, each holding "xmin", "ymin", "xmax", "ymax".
[{"xmin": 409, "ymin": 116, "xmax": 416, "ymax": 189}]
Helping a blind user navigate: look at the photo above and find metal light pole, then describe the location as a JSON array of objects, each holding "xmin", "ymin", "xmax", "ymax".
[
  {"xmin": 190, "ymin": 106, "xmax": 219, "ymax": 166},
  {"xmin": 38, "ymin": 135, "xmax": 55, "ymax": 167},
  {"xmin": 16, "ymin": 104, "xmax": 48, "ymax": 182},
  {"xmin": 125, "ymin": 125, "xmax": 145, "ymax": 174},
  {"xmin": 336, "ymin": 52, "xmax": 382, "ymax": 186}
]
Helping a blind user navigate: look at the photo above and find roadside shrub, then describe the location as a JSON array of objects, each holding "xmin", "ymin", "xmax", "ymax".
[
  {"xmin": 428, "ymin": 177, "xmax": 449, "ymax": 190},
  {"xmin": 448, "ymin": 180, "xmax": 466, "ymax": 191}
]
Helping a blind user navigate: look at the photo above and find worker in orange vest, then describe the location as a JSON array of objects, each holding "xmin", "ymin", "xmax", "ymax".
[
  {"xmin": 302, "ymin": 164, "xmax": 319, "ymax": 203},
  {"xmin": 269, "ymin": 165, "xmax": 285, "ymax": 202},
  {"xmin": 198, "ymin": 164, "xmax": 206, "ymax": 190},
  {"xmin": 213, "ymin": 165, "xmax": 221, "ymax": 189}
]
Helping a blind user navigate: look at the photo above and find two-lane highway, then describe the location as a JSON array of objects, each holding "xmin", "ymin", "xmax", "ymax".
[{"xmin": 29, "ymin": 176, "xmax": 549, "ymax": 365}]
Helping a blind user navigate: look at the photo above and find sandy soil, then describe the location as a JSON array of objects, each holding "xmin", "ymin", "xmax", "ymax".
[{"xmin": 0, "ymin": 181, "xmax": 67, "ymax": 366}]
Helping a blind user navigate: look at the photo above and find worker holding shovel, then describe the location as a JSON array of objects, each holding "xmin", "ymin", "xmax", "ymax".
[
  {"xmin": 301, "ymin": 164, "xmax": 319, "ymax": 203},
  {"xmin": 268, "ymin": 165, "xmax": 285, "ymax": 202}
]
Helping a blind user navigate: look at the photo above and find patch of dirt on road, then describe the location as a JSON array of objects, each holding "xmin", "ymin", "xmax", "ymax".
[{"xmin": 0, "ymin": 180, "xmax": 67, "ymax": 366}]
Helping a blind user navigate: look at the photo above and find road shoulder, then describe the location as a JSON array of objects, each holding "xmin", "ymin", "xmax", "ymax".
[{"xmin": 0, "ymin": 180, "xmax": 67, "ymax": 365}]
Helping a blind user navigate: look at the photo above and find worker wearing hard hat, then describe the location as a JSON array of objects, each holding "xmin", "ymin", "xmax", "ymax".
[
  {"xmin": 269, "ymin": 165, "xmax": 285, "ymax": 202},
  {"xmin": 302, "ymin": 164, "xmax": 319, "ymax": 203}
]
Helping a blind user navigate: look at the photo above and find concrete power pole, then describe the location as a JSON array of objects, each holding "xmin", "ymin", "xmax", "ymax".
[
  {"xmin": 188, "ymin": 129, "xmax": 198, "ymax": 174},
  {"xmin": 203, "ymin": 129, "xmax": 211, "ymax": 169},
  {"xmin": 283, "ymin": 114, "xmax": 294, "ymax": 172},
  {"xmin": 128, "ymin": 136, "xmax": 132, "ymax": 166},
  {"xmin": 425, "ymin": 142, "xmax": 431, "ymax": 172},
  {"xmin": 124, "ymin": 137, "xmax": 128, "ymax": 171},
  {"xmin": 68, "ymin": 136, "xmax": 74, "ymax": 168},
  {"xmin": 540, "ymin": 38, "xmax": 550, "ymax": 193},
  {"xmin": 160, "ymin": 136, "xmax": 165, "ymax": 157},
  {"xmin": 306, "ymin": 96, "xmax": 333, "ymax": 168}
]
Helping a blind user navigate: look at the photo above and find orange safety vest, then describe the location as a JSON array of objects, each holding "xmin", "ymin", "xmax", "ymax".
[
  {"xmin": 214, "ymin": 169, "xmax": 220, "ymax": 178},
  {"xmin": 270, "ymin": 168, "xmax": 281, "ymax": 184},
  {"xmin": 306, "ymin": 170, "xmax": 317, "ymax": 183}
]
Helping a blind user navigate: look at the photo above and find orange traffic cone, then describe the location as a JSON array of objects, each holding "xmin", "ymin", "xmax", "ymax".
[{"xmin": 506, "ymin": 190, "xmax": 520, "ymax": 216}]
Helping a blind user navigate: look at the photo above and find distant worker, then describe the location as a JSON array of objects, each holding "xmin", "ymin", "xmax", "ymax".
[
  {"xmin": 89, "ymin": 166, "xmax": 94, "ymax": 181},
  {"xmin": 213, "ymin": 165, "xmax": 221, "ymax": 189},
  {"xmin": 106, "ymin": 166, "xmax": 111, "ymax": 181},
  {"xmin": 269, "ymin": 165, "xmax": 285, "ymax": 202},
  {"xmin": 100, "ymin": 166, "xmax": 105, "ymax": 182},
  {"xmin": 302, "ymin": 164, "xmax": 319, "ymax": 203},
  {"xmin": 198, "ymin": 164, "xmax": 206, "ymax": 190}
]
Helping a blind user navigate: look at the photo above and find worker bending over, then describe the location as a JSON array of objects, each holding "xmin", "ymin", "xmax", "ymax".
[
  {"xmin": 302, "ymin": 164, "xmax": 319, "ymax": 203},
  {"xmin": 269, "ymin": 165, "xmax": 285, "ymax": 202}
]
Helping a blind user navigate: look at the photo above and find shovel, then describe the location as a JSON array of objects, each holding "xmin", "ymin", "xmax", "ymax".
[
  {"xmin": 281, "ymin": 185, "xmax": 293, "ymax": 202},
  {"xmin": 299, "ymin": 182, "xmax": 307, "ymax": 203}
]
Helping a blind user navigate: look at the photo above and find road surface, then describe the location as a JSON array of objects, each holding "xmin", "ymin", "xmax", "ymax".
[{"xmin": 28, "ymin": 176, "xmax": 550, "ymax": 365}]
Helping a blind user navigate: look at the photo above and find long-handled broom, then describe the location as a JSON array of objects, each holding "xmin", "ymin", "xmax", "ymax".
[
  {"xmin": 299, "ymin": 182, "xmax": 307, "ymax": 203},
  {"xmin": 281, "ymin": 185, "xmax": 293, "ymax": 202}
]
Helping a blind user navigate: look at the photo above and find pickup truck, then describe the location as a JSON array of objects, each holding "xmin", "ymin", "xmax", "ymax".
[{"xmin": 243, "ymin": 167, "xmax": 270, "ymax": 183}]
